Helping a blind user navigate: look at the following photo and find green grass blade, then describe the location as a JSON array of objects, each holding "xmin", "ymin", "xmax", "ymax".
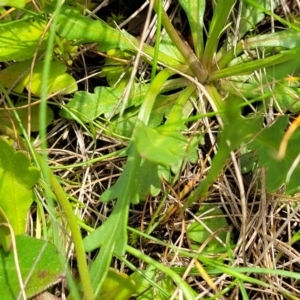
[
  {"xmin": 202, "ymin": 0, "xmax": 235, "ymax": 70},
  {"xmin": 178, "ymin": 0, "xmax": 206, "ymax": 58},
  {"xmin": 209, "ymin": 49, "xmax": 298, "ymax": 81}
]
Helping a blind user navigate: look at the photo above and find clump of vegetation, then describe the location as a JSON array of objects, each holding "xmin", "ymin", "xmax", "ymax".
[{"xmin": 1, "ymin": 0, "xmax": 300, "ymax": 299}]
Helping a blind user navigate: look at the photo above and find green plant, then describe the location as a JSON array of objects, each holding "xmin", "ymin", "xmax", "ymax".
[{"xmin": 1, "ymin": 0, "xmax": 300, "ymax": 299}]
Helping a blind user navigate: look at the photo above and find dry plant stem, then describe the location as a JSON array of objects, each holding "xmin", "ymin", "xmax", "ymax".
[
  {"xmin": 120, "ymin": 0, "xmax": 154, "ymax": 116},
  {"xmin": 230, "ymin": 152, "xmax": 247, "ymax": 261},
  {"xmin": 0, "ymin": 124, "xmax": 94, "ymax": 300},
  {"xmin": 153, "ymin": 0, "xmax": 208, "ymax": 84}
]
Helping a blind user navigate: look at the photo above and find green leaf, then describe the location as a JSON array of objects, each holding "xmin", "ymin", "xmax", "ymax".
[
  {"xmin": 0, "ymin": 100, "xmax": 54, "ymax": 132},
  {"xmin": 0, "ymin": 59, "xmax": 77, "ymax": 96},
  {"xmin": 211, "ymin": 50, "xmax": 298, "ymax": 81},
  {"xmin": 130, "ymin": 265, "xmax": 177, "ymax": 300},
  {"xmin": 0, "ymin": 0, "xmax": 26, "ymax": 8},
  {"xmin": 60, "ymin": 86, "xmax": 123, "ymax": 122},
  {"xmin": 186, "ymin": 94, "xmax": 263, "ymax": 206},
  {"xmin": 202, "ymin": 0, "xmax": 236, "ymax": 69},
  {"xmin": 60, "ymin": 84, "xmax": 148, "ymax": 122},
  {"xmin": 217, "ymin": 27, "xmax": 300, "ymax": 69},
  {"xmin": 100, "ymin": 156, "xmax": 166, "ymax": 202},
  {"xmin": 23, "ymin": 60, "xmax": 77, "ymax": 96},
  {"xmin": 54, "ymin": 5, "xmax": 183, "ymax": 68},
  {"xmin": 106, "ymin": 93, "xmax": 178, "ymax": 138},
  {"xmin": 133, "ymin": 121, "xmax": 188, "ymax": 167},
  {"xmin": 0, "ymin": 18, "xmax": 48, "ymax": 61},
  {"xmin": 244, "ymin": 29, "xmax": 300, "ymax": 50},
  {"xmin": 158, "ymin": 33, "xmax": 186, "ymax": 63},
  {"xmin": 0, "ymin": 235, "xmax": 64, "ymax": 299},
  {"xmin": 187, "ymin": 204, "xmax": 231, "ymax": 253},
  {"xmin": 249, "ymin": 115, "xmax": 300, "ymax": 194},
  {"xmin": 177, "ymin": 0, "xmax": 205, "ymax": 58},
  {"xmin": 98, "ymin": 148, "xmax": 140, "ymax": 204},
  {"xmin": 138, "ymin": 160, "xmax": 162, "ymax": 200},
  {"xmin": 55, "ymin": 6, "xmax": 137, "ymax": 51},
  {"xmin": 240, "ymin": 148, "xmax": 258, "ymax": 174},
  {"xmin": 97, "ymin": 268, "xmax": 136, "ymax": 300},
  {"xmin": 239, "ymin": 0, "xmax": 279, "ymax": 38},
  {"xmin": 0, "ymin": 138, "xmax": 40, "ymax": 235},
  {"xmin": 0, "ymin": 60, "xmax": 28, "ymax": 93},
  {"xmin": 100, "ymin": 49, "xmax": 132, "ymax": 87},
  {"xmin": 84, "ymin": 144, "xmax": 141, "ymax": 296},
  {"xmin": 249, "ymin": 116, "xmax": 288, "ymax": 191},
  {"xmin": 272, "ymin": 85, "xmax": 300, "ymax": 112}
]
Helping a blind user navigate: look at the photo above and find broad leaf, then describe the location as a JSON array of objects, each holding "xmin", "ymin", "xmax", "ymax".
[
  {"xmin": 0, "ymin": 138, "xmax": 40, "ymax": 235},
  {"xmin": 0, "ymin": 0, "xmax": 26, "ymax": 7},
  {"xmin": 0, "ymin": 100, "xmax": 54, "ymax": 132},
  {"xmin": 23, "ymin": 60, "xmax": 77, "ymax": 96},
  {"xmin": 98, "ymin": 268, "xmax": 136, "ymax": 300},
  {"xmin": 217, "ymin": 28, "xmax": 300, "ymax": 70},
  {"xmin": 0, "ymin": 18, "xmax": 47, "ymax": 61},
  {"xmin": 239, "ymin": 0, "xmax": 280, "ymax": 38},
  {"xmin": 271, "ymin": 85, "xmax": 300, "ymax": 112},
  {"xmin": 158, "ymin": 33, "xmax": 186, "ymax": 63},
  {"xmin": 138, "ymin": 160, "xmax": 163, "ymax": 199},
  {"xmin": 52, "ymin": 5, "xmax": 183, "ymax": 68},
  {"xmin": 0, "ymin": 60, "xmax": 27, "ymax": 93},
  {"xmin": 130, "ymin": 265, "xmax": 177, "ymax": 300},
  {"xmin": 55, "ymin": 6, "xmax": 137, "ymax": 51},
  {"xmin": 187, "ymin": 204, "xmax": 232, "ymax": 253},
  {"xmin": 101, "ymin": 158, "xmax": 167, "ymax": 202},
  {"xmin": 60, "ymin": 84, "xmax": 148, "ymax": 122},
  {"xmin": 0, "ymin": 60, "xmax": 77, "ymax": 96},
  {"xmin": 133, "ymin": 121, "xmax": 188, "ymax": 167},
  {"xmin": 220, "ymin": 80, "xmax": 300, "ymax": 113},
  {"xmin": 106, "ymin": 93, "xmax": 179, "ymax": 138},
  {"xmin": 0, "ymin": 235, "xmax": 64, "ymax": 299},
  {"xmin": 249, "ymin": 115, "xmax": 300, "ymax": 194}
]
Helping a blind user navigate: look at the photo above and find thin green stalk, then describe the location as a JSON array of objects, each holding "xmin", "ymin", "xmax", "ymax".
[
  {"xmin": 37, "ymin": 1, "xmax": 94, "ymax": 299},
  {"xmin": 153, "ymin": 0, "xmax": 208, "ymax": 83},
  {"xmin": 47, "ymin": 166, "xmax": 94, "ymax": 300},
  {"xmin": 0, "ymin": 125, "xmax": 94, "ymax": 300},
  {"xmin": 150, "ymin": 0, "xmax": 162, "ymax": 80}
]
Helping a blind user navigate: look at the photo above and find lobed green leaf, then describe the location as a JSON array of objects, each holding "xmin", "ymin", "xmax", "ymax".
[
  {"xmin": 0, "ymin": 18, "xmax": 48, "ymax": 61},
  {"xmin": 0, "ymin": 139, "xmax": 40, "ymax": 235}
]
